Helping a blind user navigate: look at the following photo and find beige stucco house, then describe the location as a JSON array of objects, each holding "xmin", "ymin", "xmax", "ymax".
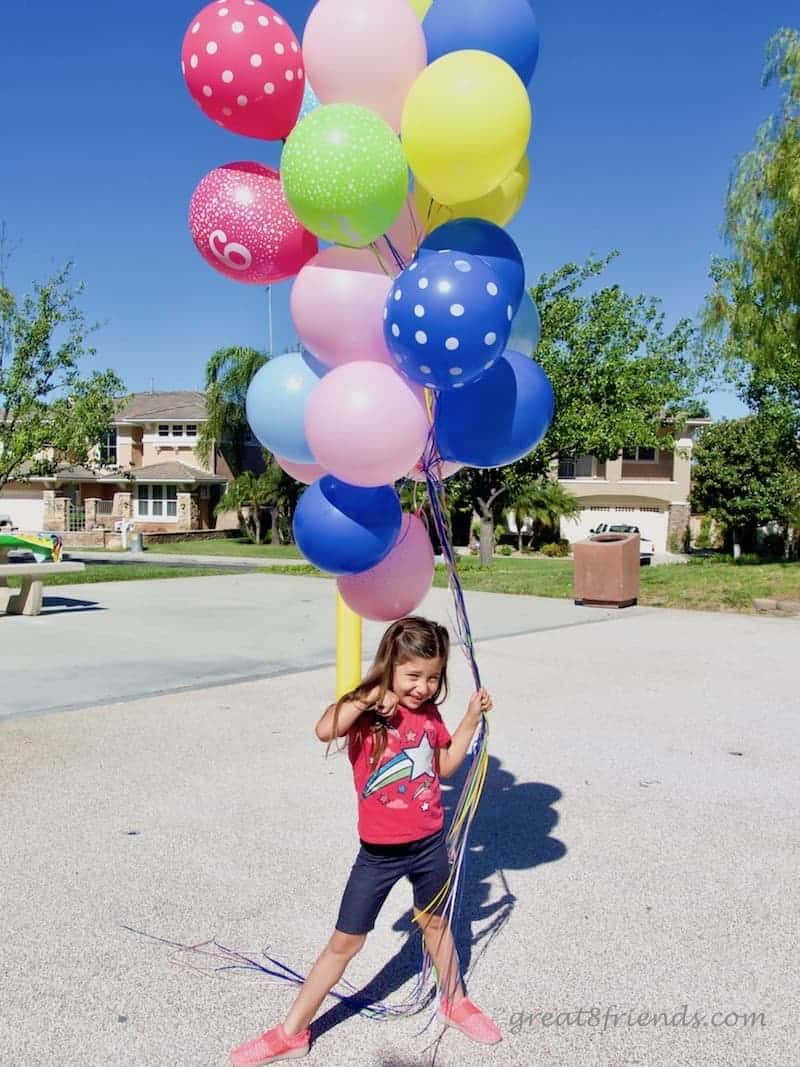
[
  {"xmin": 556, "ymin": 419, "xmax": 711, "ymax": 552},
  {"xmin": 0, "ymin": 392, "xmax": 239, "ymax": 539}
]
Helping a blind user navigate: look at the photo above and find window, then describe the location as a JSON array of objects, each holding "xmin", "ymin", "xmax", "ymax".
[
  {"xmin": 623, "ymin": 446, "xmax": 658, "ymax": 462},
  {"xmin": 559, "ymin": 454, "xmax": 597, "ymax": 479},
  {"xmin": 98, "ymin": 430, "xmax": 117, "ymax": 466},
  {"xmin": 135, "ymin": 485, "xmax": 178, "ymax": 520},
  {"xmin": 154, "ymin": 423, "xmax": 196, "ymax": 440}
]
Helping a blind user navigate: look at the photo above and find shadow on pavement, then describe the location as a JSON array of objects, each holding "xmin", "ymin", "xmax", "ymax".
[{"xmin": 40, "ymin": 595, "xmax": 104, "ymax": 615}]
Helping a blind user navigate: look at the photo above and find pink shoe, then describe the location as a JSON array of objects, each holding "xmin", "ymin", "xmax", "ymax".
[
  {"xmin": 229, "ymin": 1024, "xmax": 310, "ymax": 1066},
  {"xmin": 438, "ymin": 995, "xmax": 503, "ymax": 1044}
]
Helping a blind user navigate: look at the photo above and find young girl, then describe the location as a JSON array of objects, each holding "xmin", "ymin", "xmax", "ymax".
[{"xmin": 230, "ymin": 616, "xmax": 502, "ymax": 1065}]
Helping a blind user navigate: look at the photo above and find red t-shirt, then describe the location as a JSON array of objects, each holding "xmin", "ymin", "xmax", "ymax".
[{"xmin": 347, "ymin": 703, "xmax": 453, "ymax": 845}]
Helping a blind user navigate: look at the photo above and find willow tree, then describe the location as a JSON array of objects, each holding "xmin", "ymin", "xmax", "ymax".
[{"xmin": 706, "ymin": 28, "xmax": 800, "ymax": 410}]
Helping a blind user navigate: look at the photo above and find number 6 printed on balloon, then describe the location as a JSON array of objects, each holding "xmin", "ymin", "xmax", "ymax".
[{"xmin": 209, "ymin": 230, "xmax": 253, "ymax": 273}]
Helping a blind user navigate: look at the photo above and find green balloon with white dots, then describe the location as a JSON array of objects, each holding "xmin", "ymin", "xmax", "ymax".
[{"xmin": 281, "ymin": 103, "xmax": 409, "ymax": 249}]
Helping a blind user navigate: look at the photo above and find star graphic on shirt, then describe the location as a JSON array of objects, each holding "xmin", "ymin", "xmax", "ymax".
[
  {"xmin": 361, "ymin": 733, "xmax": 437, "ymax": 798},
  {"xmin": 404, "ymin": 733, "xmax": 436, "ymax": 781},
  {"xmin": 420, "ymin": 802, "xmax": 430, "ymax": 812}
]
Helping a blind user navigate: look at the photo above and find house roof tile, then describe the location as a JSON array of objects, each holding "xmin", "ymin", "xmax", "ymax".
[
  {"xmin": 98, "ymin": 461, "xmax": 226, "ymax": 484},
  {"xmin": 114, "ymin": 392, "xmax": 207, "ymax": 423}
]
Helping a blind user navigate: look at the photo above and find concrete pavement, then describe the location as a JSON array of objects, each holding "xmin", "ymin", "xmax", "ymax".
[
  {"xmin": 1, "ymin": 573, "xmax": 797, "ymax": 1067},
  {"xmin": 0, "ymin": 573, "xmax": 628, "ymax": 720}
]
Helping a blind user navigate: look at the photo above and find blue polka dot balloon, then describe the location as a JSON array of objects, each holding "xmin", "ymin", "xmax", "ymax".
[{"xmin": 383, "ymin": 250, "xmax": 513, "ymax": 391}]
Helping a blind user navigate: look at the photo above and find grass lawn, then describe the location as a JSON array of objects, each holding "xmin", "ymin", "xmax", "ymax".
[
  {"xmin": 5, "ymin": 564, "xmax": 250, "ymax": 587},
  {"xmin": 261, "ymin": 555, "xmax": 800, "ymax": 614},
  {"xmin": 144, "ymin": 538, "xmax": 303, "ymax": 559}
]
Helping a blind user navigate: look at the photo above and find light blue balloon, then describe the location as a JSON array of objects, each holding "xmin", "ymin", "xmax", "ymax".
[
  {"xmin": 298, "ymin": 80, "xmax": 321, "ymax": 123},
  {"xmin": 246, "ymin": 351, "xmax": 325, "ymax": 464},
  {"xmin": 508, "ymin": 291, "xmax": 541, "ymax": 356}
]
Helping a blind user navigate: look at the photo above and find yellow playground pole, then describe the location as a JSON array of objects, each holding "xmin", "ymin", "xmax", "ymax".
[{"xmin": 336, "ymin": 591, "xmax": 363, "ymax": 699}]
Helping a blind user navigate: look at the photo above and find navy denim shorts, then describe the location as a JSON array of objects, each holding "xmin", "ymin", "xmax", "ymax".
[{"xmin": 335, "ymin": 828, "xmax": 451, "ymax": 935}]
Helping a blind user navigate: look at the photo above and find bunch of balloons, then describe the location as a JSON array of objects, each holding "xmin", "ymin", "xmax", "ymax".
[{"xmin": 182, "ymin": 0, "xmax": 555, "ymax": 622}]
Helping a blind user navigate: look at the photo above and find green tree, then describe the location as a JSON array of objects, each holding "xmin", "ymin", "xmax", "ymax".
[
  {"xmin": 690, "ymin": 404, "xmax": 800, "ymax": 556},
  {"xmin": 446, "ymin": 253, "xmax": 704, "ymax": 562},
  {"xmin": 0, "ymin": 263, "xmax": 124, "ymax": 492},
  {"xmin": 506, "ymin": 478, "xmax": 581, "ymax": 551},
  {"xmin": 705, "ymin": 28, "xmax": 800, "ymax": 409},
  {"xmin": 197, "ymin": 345, "xmax": 266, "ymax": 476}
]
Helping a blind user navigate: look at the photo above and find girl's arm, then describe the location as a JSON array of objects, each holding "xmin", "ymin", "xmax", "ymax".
[
  {"xmin": 438, "ymin": 688, "xmax": 493, "ymax": 778},
  {"xmin": 315, "ymin": 685, "xmax": 395, "ymax": 742}
]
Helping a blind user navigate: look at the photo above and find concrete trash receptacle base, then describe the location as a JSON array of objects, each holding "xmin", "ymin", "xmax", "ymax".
[{"xmin": 573, "ymin": 532, "xmax": 640, "ymax": 608}]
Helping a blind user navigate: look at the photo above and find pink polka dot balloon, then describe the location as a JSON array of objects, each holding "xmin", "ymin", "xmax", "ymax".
[
  {"xmin": 181, "ymin": 0, "xmax": 304, "ymax": 141},
  {"xmin": 189, "ymin": 161, "xmax": 318, "ymax": 284}
]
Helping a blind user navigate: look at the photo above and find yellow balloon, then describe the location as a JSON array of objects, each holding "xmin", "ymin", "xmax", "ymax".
[
  {"xmin": 408, "ymin": 0, "xmax": 432, "ymax": 18},
  {"xmin": 414, "ymin": 154, "xmax": 531, "ymax": 233},
  {"xmin": 401, "ymin": 50, "xmax": 531, "ymax": 206}
]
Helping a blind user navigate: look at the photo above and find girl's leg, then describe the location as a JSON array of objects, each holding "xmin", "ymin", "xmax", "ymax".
[
  {"xmin": 414, "ymin": 911, "xmax": 465, "ymax": 1003},
  {"xmin": 282, "ymin": 930, "xmax": 366, "ymax": 1036}
]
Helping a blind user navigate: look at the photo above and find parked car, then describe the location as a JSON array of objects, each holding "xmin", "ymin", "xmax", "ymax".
[
  {"xmin": 0, "ymin": 514, "xmax": 17, "ymax": 532},
  {"xmin": 590, "ymin": 522, "xmax": 655, "ymax": 564}
]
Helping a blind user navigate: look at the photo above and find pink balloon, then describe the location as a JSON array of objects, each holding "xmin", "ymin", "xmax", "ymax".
[
  {"xmin": 305, "ymin": 362, "xmax": 431, "ymax": 487},
  {"xmin": 303, "ymin": 0, "xmax": 427, "ymax": 133},
  {"xmin": 337, "ymin": 513, "xmax": 435, "ymax": 621},
  {"xmin": 274, "ymin": 455, "xmax": 327, "ymax": 484},
  {"xmin": 189, "ymin": 162, "xmax": 318, "ymax": 284},
  {"xmin": 291, "ymin": 247, "xmax": 395, "ymax": 368},
  {"xmin": 375, "ymin": 197, "xmax": 422, "ymax": 266},
  {"xmin": 407, "ymin": 459, "xmax": 463, "ymax": 482},
  {"xmin": 181, "ymin": 0, "xmax": 304, "ymax": 141}
]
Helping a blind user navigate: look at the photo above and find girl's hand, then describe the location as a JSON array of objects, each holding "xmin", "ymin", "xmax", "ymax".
[
  {"xmin": 467, "ymin": 688, "xmax": 493, "ymax": 721},
  {"xmin": 375, "ymin": 689, "xmax": 399, "ymax": 720}
]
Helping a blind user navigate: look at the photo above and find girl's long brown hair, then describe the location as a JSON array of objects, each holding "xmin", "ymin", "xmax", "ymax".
[{"xmin": 328, "ymin": 616, "xmax": 450, "ymax": 765}]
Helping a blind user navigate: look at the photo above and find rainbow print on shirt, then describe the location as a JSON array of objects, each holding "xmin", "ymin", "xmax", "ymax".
[{"xmin": 362, "ymin": 733, "xmax": 436, "ymax": 798}]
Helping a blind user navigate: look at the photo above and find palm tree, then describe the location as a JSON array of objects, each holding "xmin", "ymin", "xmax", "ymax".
[
  {"xmin": 506, "ymin": 478, "xmax": 581, "ymax": 551},
  {"xmin": 197, "ymin": 346, "xmax": 267, "ymax": 477},
  {"xmin": 215, "ymin": 453, "xmax": 299, "ymax": 544}
]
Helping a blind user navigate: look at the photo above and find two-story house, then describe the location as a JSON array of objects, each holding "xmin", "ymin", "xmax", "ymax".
[
  {"xmin": 556, "ymin": 418, "xmax": 711, "ymax": 552},
  {"xmin": 0, "ymin": 392, "xmax": 238, "ymax": 537}
]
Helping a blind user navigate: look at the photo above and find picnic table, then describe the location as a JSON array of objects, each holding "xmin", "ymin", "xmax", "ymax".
[{"xmin": 0, "ymin": 545, "xmax": 85, "ymax": 617}]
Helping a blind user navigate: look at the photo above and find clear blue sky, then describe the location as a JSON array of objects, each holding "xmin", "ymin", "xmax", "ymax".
[{"xmin": 2, "ymin": 0, "xmax": 796, "ymax": 417}]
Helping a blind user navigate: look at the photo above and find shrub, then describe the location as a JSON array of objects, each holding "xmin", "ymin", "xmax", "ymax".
[
  {"xmin": 541, "ymin": 539, "xmax": 570, "ymax": 558},
  {"xmin": 498, "ymin": 544, "xmax": 513, "ymax": 556}
]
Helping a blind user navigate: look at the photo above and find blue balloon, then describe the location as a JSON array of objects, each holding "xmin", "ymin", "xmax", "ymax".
[
  {"xmin": 384, "ymin": 250, "xmax": 512, "ymax": 391},
  {"xmin": 435, "ymin": 350, "xmax": 554, "ymax": 468},
  {"xmin": 423, "ymin": 0, "xmax": 540, "ymax": 86},
  {"xmin": 420, "ymin": 219, "xmax": 525, "ymax": 315},
  {"xmin": 508, "ymin": 291, "xmax": 541, "ymax": 356},
  {"xmin": 293, "ymin": 477, "xmax": 402, "ymax": 575},
  {"xmin": 298, "ymin": 79, "xmax": 321, "ymax": 123},
  {"xmin": 246, "ymin": 351, "xmax": 325, "ymax": 464}
]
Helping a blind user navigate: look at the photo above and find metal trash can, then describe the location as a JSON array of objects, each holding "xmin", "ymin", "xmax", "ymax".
[
  {"xmin": 130, "ymin": 532, "xmax": 144, "ymax": 554},
  {"xmin": 573, "ymin": 532, "xmax": 640, "ymax": 608}
]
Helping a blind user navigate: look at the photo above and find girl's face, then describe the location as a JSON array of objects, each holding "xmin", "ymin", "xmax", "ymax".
[{"xmin": 392, "ymin": 656, "xmax": 444, "ymax": 710}]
